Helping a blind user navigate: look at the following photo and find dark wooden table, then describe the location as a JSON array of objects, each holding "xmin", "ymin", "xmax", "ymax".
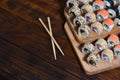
[{"xmin": 0, "ymin": 0, "xmax": 120, "ymax": 80}]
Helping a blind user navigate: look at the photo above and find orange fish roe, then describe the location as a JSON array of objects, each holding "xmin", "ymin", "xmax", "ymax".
[
  {"xmin": 103, "ymin": 18, "xmax": 114, "ymax": 26},
  {"xmin": 108, "ymin": 34, "xmax": 119, "ymax": 43},
  {"xmin": 97, "ymin": 9, "xmax": 109, "ymax": 17},
  {"xmin": 115, "ymin": 44, "xmax": 120, "ymax": 49},
  {"xmin": 93, "ymin": 0, "xmax": 104, "ymax": 5}
]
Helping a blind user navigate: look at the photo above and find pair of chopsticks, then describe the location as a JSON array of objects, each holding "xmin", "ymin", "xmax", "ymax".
[{"xmin": 38, "ymin": 17, "xmax": 64, "ymax": 60}]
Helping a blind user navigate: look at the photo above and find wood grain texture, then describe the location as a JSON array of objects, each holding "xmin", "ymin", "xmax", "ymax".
[{"xmin": 0, "ymin": 0, "xmax": 120, "ymax": 80}]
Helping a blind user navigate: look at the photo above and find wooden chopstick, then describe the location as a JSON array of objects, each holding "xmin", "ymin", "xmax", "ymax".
[
  {"xmin": 47, "ymin": 17, "xmax": 57, "ymax": 60},
  {"xmin": 38, "ymin": 18, "xmax": 65, "ymax": 56}
]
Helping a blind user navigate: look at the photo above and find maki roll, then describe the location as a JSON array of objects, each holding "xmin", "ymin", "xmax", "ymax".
[
  {"xmin": 103, "ymin": 18, "xmax": 114, "ymax": 32},
  {"xmin": 95, "ymin": 38, "xmax": 108, "ymax": 51},
  {"xmin": 114, "ymin": 44, "xmax": 120, "ymax": 58},
  {"xmin": 68, "ymin": 6, "xmax": 81, "ymax": 17},
  {"xmin": 101, "ymin": 49, "xmax": 114, "ymax": 63},
  {"xmin": 86, "ymin": 53, "xmax": 100, "ymax": 66},
  {"xmin": 77, "ymin": 0, "xmax": 89, "ymax": 6},
  {"xmin": 93, "ymin": 0, "xmax": 105, "ymax": 11},
  {"xmin": 73, "ymin": 15, "xmax": 86, "ymax": 26},
  {"xmin": 91, "ymin": 22, "xmax": 103, "ymax": 34},
  {"xmin": 85, "ymin": 12, "xmax": 96, "ymax": 24},
  {"xmin": 81, "ymin": 4, "xmax": 93, "ymax": 14},
  {"xmin": 97, "ymin": 9, "xmax": 109, "ymax": 21},
  {"xmin": 108, "ymin": 5, "xmax": 120, "ymax": 18},
  {"xmin": 107, "ymin": 34, "xmax": 119, "ymax": 48},
  {"xmin": 114, "ymin": 16, "xmax": 120, "ymax": 28},
  {"xmin": 82, "ymin": 43, "xmax": 95, "ymax": 54},
  {"xmin": 66, "ymin": 0, "xmax": 79, "ymax": 8},
  {"xmin": 78, "ymin": 25, "xmax": 91, "ymax": 38},
  {"xmin": 103, "ymin": 0, "xmax": 120, "ymax": 8}
]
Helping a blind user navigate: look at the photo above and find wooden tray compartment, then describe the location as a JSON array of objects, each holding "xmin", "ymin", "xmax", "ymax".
[
  {"xmin": 64, "ymin": 8, "xmax": 120, "ymax": 43},
  {"xmin": 64, "ymin": 22, "xmax": 120, "ymax": 75}
]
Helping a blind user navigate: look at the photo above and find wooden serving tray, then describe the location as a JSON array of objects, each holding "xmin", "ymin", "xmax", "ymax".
[
  {"xmin": 64, "ymin": 8, "xmax": 120, "ymax": 43},
  {"xmin": 64, "ymin": 22, "xmax": 120, "ymax": 75}
]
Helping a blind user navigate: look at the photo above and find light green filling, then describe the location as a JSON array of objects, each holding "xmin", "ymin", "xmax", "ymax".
[
  {"xmin": 95, "ymin": 5, "xmax": 100, "ymax": 10},
  {"xmin": 104, "ymin": 24, "xmax": 109, "ymax": 30},
  {"xmin": 117, "ymin": 51, "xmax": 120, "ymax": 56}
]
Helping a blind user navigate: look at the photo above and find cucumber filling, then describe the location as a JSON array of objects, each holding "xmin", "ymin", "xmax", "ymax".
[
  {"xmin": 104, "ymin": 24, "xmax": 109, "ymax": 30},
  {"xmin": 95, "ymin": 5, "xmax": 100, "ymax": 10},
  {"xmin": 75, "ymin": 20, "xmax": 80, "ymax": 26},
  {"xmin": 109, "ymin": 41, "xmax": 114, "ymax": 46},
  {"xmin": 84, "ymin": 48, "xmax": 90, "ymax": 54},
  {"xmin": 116, "ymin": 51, "xmax": 120, "ymax": 56},
  {"xmin": 98, "ymin": 15, "xmax": 103, "ymax": 21}
]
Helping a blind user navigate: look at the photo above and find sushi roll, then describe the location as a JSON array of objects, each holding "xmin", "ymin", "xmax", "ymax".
[
  {"xmin": 95, "ymin": 38, "xmax": 108, "ymax": 51},
  {"xmin": 77, "ymin": 0, "xmax": 89, "ymax": 5},
  {"xmin": 107, "ymin": 34, "xmax": 119, "ymax": 48},
  {"xmin": 97, "ymin": 9, "xmax": 109, "ymax": 21},
  {"xmin": 103, "ymin": 0, "xmax": 120, "ymax": 8},
  {"xmin": 86, "ymin": 53, "xmax": 100, "ymax": 66},
  {"xmin": 78, "ymin": 25, "xmax": 91, "ymax": 38},
  {"xmin": 68, "ymin": 6, "xmax": 81, "ymax": 17},
  {"xmin": 114, "ymin": 44, "xmax": 120, "ymax": 58},
  {"xmin": 108, "ymin": 5, "xmax": 120, "ymax": 18},
  {"xmin": 81, "ymin": 4, "xmax": 93, "ymax": 14},
  {"xmin": 101, "ymin": 49, "xmax": 114, "ymax": 63},
  {"xmin": 66, "ymin": 0, "xmax": 79, "ymax": 8},
  {"xmin": 82, "ymin": 43, "xmax": 95, "ymax": 54},
  {"xmin": 91, "ymin": 22, "xmax": 103, "ymax": 34},
  {"xmin": 114, "ymin": 16, "xmax": 120, "ymax": 28},
  {"xmin": 103, "ymin": 18, "xmax": 114, "ymax": 32},
  {"xmin": 73, "ymin": 15, "xmax": 86, "ymax": 26},
  {"xmin": 85, "ymin": 12, "xmax": 96, "ymax": 24},
  {"xmin": 93, "ymin": 0, "xmax": 105, "ymax": 11}
]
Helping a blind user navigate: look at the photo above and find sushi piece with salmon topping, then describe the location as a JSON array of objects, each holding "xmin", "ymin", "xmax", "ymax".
[
  {"xmin": 114, "ymin": 44, "xmax": 120, "ymax": 58},
  {"xmin": 85, "ymin": 12, "xmax": 96, "ymax": 24},
  {"xmin": 107, "ymin": 34, "xmax": 119, "ymax": 48},
  {"xmin": 93, "ymin": 0, "xmax": 105, "ymax": 11},
  {"xmin": 103, "ymin": 18, "xmax": 114, "ymax": 32},
  {"xmin": 95, "ymin": 38, "xmax": 108, "ymax": 51},
  {"xmin": 101, "ymin": 49, "xmax": 114, "ymax": 63},
  {"xmin": 91, "ymin": 22, "xmax": 103, "ymax": 34},
  {"xmin": 81, "ymin": 4, "xmax": 93, "ymax": 14},
  {"xmin": 73, "ymin": 15, "xmax": 86, "ymax": 27},
  {"xmin": 68, "ymin": 6, "xmax": 81, "ymax": 17},
  {"xmin": 66, "ymin": 0, "xmax": 79, "ymax": 8},
  {"xmin": 97, "ymin": 9, "xmax": 109, "ymax": 21}
]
